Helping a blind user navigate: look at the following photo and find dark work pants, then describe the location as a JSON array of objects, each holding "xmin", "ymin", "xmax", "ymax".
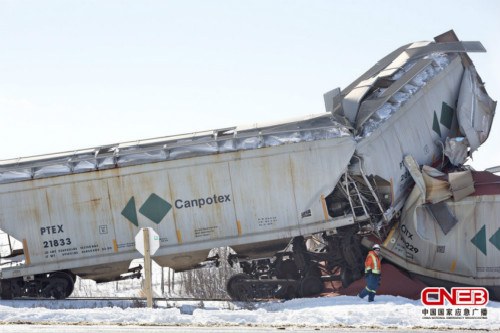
[{"xmin": 358, "ymin": 274, "xmax": 380, "ymax": 302}]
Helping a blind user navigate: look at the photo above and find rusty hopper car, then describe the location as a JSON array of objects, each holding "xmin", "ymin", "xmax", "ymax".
[
  {"xmin": 0, "ymin": 115, "xmax": 357, "ymax": 299},
  {"xmin": 0, "ymin": 30, "xmax": 497, "ymax": 300}
]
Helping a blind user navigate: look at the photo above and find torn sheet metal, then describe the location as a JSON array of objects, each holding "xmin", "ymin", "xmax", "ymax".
[
  {"xmin": 384, "ymin": 180, "xmax": 500, "ymax": 283},
  {"xmin": 355, "ymin": 55, "xmax": 463, "ymax": 203},
  {"xmin": 421, "ymin": 164, "xmax": 452, "ymax": 203},
  {"xmin": 404, "ymin": 155, "xmax": 426, "ymax": 201},
  {"xmin": 425, "ymin": 201, "xmax": 458, "ymax": 235},
  {"xmin": 403, "ymin": 155, "xmax": 453, "ymax": 204},
  {"xmin": 404, "ymin": 41, "xmax": 486, "ymax": 58},
  {"xmin": 323, "ymin": 87, "xmax": 343, "ymax": 115},
  {"xmin": 486, "ymin": 166, "xmax": 500, "ymax": 173},
  {"xmin": 456, "ymin": 66, "xmax": 497, "ymax": 152},
  {"xmin": 331, "ymin": 39, "xmax": 487, "ymax": 135},
  {"xmin": 348, "ymin": 39, "xmax": 494, "ymax": 204},
  {"xmin": 323, "ymin": 35, "xmax": 495, "ymax": 211},
  {"xmin": 356, "ymin": 54, "xmax": 454, "ymax": 138},
  {"xmin": 422, "ymin": 165, "xmax": 446, "ymax": 177},
  {"xmin": 355, "ymin": 58, "xmax": 434, "ymax": 129},
  {"xmin": 448, "ymin": 170, "xmax": 475, "ymax": 201},
  {"xmin": 422, "ymin": 172, "xmax": 452, "ymax": 204},
  {"xmin": 343, "ymin": 76, "xmax": 378, "ymax": 124},
  {"xmin": 444, "ymin": 137, "xmax": 469, "ymax": 166}
]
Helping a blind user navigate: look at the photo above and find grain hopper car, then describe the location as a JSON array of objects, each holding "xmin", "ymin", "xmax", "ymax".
[
  {"xmin": 0, "ymin": 114, "xmax": 357, "ymax": 299},
  {"xmin": 0, "ymin": 30, "xmax": 497, "ymax": 300}
]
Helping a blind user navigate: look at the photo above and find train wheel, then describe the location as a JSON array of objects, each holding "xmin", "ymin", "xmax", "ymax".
[
  {"xmin": 305, "ymin": 265, "xmax": 322, "ymax": 277},
  {"xmin": 226, "ymin": 273, "xmax": 251, "ymax": 301},
  {"xmin": 0, "ymin": 279, "xmax": 13, "ymax": 299},
  {"xmin": 42, "ymin": 272, "xmax": 74, "ymax": 299},
  {"xmin": 276, "ymin": 285, "xmax": 297, "ymax": 300},
  {"xmin": 341, "ymin": 267, "xmax": 354, "ymax": 288},
  {"xmin": 276, "ymin": 259, "xmax": 300, "ymax": 280},
  {"xmin": 299, "ymin": 275, "xmax": 324, "ymax": 298}
]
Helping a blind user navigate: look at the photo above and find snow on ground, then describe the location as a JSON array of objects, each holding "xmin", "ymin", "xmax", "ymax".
[
  {"xmin": 0, "ymin": 295, "xmax": 499, "ymax": 329},
  {"xmin": 1, "ymin": 261, "xmax": 499, "ymax": 329}
]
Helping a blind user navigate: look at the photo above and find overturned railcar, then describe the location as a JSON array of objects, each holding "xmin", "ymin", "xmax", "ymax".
[
  {"xmin": 0, "ymin": 30, "xmax": 496, "ymax": 300},
  {"xmin": 380, "ymin": 160, "xmax": 500, "ymax": 300},
  {"xmin": 225, "ymin": 30, "xmax": 497, "ymax": 301}
]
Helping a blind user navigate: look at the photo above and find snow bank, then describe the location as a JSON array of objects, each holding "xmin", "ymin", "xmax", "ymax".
[{"xmin": 0, "ymin": 296, "xmax": 498, "ymax": 329}]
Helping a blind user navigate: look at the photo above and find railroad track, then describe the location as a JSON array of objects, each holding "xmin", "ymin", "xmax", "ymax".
[
  {"xmin": 1, "ymin": 296, "xmax": 265, "ymax": 311},
  {"xmin": 72, "ymin": 296, "xmax": 232, "ymax": 302},
  {"xmin": 6, "ymin": 296, "xmax": 234, "ymax": 302}
]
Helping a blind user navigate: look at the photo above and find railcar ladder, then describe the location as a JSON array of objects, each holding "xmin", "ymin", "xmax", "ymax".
[
  {"xmin": 353, "ymin": 155, "xmax": 389, "ymax": 226},
  {"xmin": 343, "ymin": 172, "xmax": 370, "ymax": 222}
]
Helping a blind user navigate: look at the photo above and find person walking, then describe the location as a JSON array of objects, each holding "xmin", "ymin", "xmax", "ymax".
[{"xmin": 358, "ymin": 243, "xmax": 382, "ymax": 302}]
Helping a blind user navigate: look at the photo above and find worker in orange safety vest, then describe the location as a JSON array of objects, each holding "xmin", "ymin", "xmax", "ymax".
[{"xmin": 358, "ymin": 243, "xmax": 382, "ymax": 302}]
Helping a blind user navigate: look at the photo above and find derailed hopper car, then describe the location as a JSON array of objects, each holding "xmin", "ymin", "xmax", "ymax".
[
  {"xmin": 380, "ymin": 161, "xmax": 500, "ymax": 300},
  {"xmin": 0, "ymin": 30, "xmax": 496, "ymax": 300},
  {"xmin": 0, "ymin": 115, "xmax": 357, "ymax": 299},
  {"xmin": 226, "ymin": 30, "xmax": 496, "ymax": 300}
]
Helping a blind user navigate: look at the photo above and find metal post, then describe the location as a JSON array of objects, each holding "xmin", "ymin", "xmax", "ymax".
[
  {"xmin": 143, "ymin": 228, "xmax": 153, "ymax": 308},
  {"xmin": 167, "ymin": 267, "xmax": 171, "ymax": 294},
  {"xmin": 161, "ymin": 267, "xmax": 165, "ymax": 296},
  {"xmin": 7, "ymin": 234, "xmax": 13, "ymax": 254},
  {"xmin": 171, "ymin": 268, "xmax": 175, "ymax": 293}
]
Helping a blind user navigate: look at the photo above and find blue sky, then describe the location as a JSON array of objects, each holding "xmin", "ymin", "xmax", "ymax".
[{"xmin": 1, "ymin": 0, "xmax": 499, "ymax": 170}]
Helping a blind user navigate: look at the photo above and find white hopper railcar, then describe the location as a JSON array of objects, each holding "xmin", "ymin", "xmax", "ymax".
[{"xmin": 0, "ymin": 114, "xmax": 356, "ymax": 299}]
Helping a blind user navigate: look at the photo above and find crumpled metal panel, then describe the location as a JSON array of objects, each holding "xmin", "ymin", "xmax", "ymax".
[
  {"xmin": 456, "ymin": 66, "xmax": 497, "ymax": 152},
  {"xmin": 444, "ymin": 137, "xmax": 469, "ymax": 166},
  {"xmin": 356, "ymin": 54, "xmax": 453, "ymax": 138},
  {"xmin": 356, "ymin": 56, "xmax": 464, "ymax": 203},
  {"xmin": 385, "ymin": 185, "xmax": 500, "ymax": 282}
]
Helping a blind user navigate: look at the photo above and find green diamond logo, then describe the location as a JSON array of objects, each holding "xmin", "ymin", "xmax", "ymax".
[
  {"xmin": 440, "ymin": 102, "xmax": 454, "ymax": 129},
  {"xmin": 121, "ymin": 197, "xmax": 138, "ymax": 226},
  {"xmin": 489, "ymin": 227, "xmax": 500, "ymax": 251},
  {"xmin": 471, "ymin": 225, "xmax": 487, "ymax": 256},
  {"xmin": 432, "ymin": 111, "xmax": 442, "ymax": 137},
  {"xmin": 139, "ymin": 193, "xmax": 172, "ymax": 224}
]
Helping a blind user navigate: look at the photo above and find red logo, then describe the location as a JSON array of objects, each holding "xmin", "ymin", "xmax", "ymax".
[{"xmin": 421, "ymin": 287, "xmax": 489, "ymax": 306}]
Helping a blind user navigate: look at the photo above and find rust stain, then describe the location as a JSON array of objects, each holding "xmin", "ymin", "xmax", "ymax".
[
  {"xmin": 451, "ymin": 260, "xmax": 456, "ymax": 272},
  {"xmin": 321, "ymin": 194, "xmax": 329, "ymax": 220},
  {"xmin": 43, "ymin": 189, "xmax": 52, "ymax": 222},
  {"xmin": 176, "ymin": 230, "xmax": 182, "ymax": 243},
  {"xmin": 22, "ymin": 238, "xmax": 31, "ymax": 265},
  {"xmin": 90, "ymin": 198, "xmax": 102, "ymax": 205},
  {"xmin": 105, "ymin": 179, "xmax": 121, "ymax": 246},
  {"xmin": 288, "ymin": 155, "xmax": 300, "ymax": 221},
  {"xmin": 166, "ymin": 171, "xmax": 182, "ymax": 244},
  {"xmin": 237, "ymin": 220, "xmax": 242, "ymax": 235}
]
